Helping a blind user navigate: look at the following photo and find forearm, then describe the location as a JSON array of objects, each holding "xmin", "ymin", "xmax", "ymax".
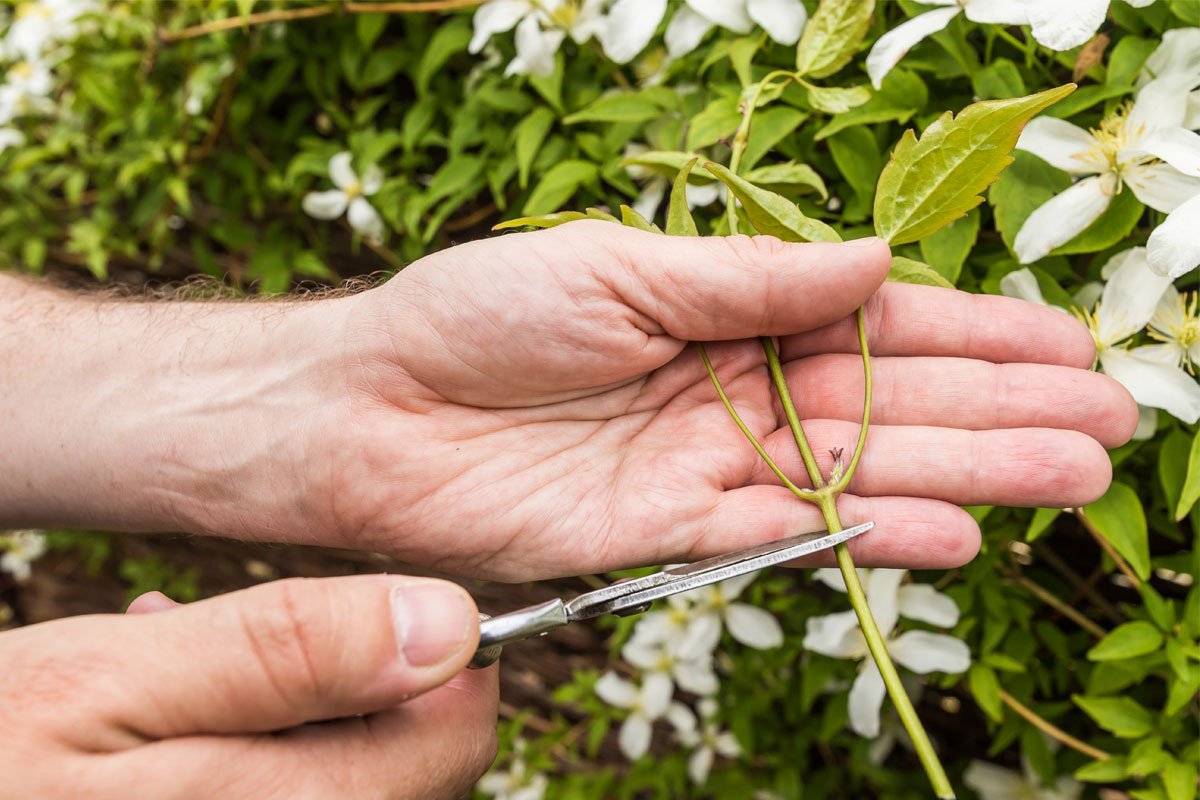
[{"xmin": 0, "ymin": 273, "xmax": 354, "ymax": 539}]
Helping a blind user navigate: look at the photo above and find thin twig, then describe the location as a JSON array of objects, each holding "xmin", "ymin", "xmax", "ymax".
[
  {"xmin": 999, "ymin": 689, "xmax": 1111, "ymax": 762},
  {"xmin": 1031, "ymin": 542, "xmax": 1125, "ymax": 624},
  {"xmin": 159, "ymin": 0, "xmax": 484, "ymax": 43},
  {"xmin": 1010, "ymin": 575, "xmax": 1107, "ymax": 639},
  {"xmin": 1071, "ymin": 507, "xmax": 1142, "ymax": 589}
]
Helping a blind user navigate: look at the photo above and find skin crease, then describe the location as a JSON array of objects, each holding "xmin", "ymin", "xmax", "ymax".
[{"xmin": 0, "ymin": 222, "xmax": 1138, "ymax": 798}]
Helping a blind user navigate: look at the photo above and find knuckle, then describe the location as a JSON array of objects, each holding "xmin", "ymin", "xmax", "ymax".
[{"xmin": 239, "ymin": 579, "xmax": 329, "ymax": 706}]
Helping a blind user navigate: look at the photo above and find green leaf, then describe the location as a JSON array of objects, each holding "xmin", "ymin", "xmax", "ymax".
[
  {"xmin": 805, "ymin": 84, "xmax": 871, "ymax": 114},
  {"xmin": 686, "ymin": 95, "xmax": 741, "ymax": 152},
  {"xmin": 621, "ymin": 150, "xmax": 712, "ymax": 181},
  {"xmin": 355, "ymin": 13, "xmax": 387, "ymax": 49},
  {"xmin": 1075, "ymin": 756, "xmax": 1129, "ymax": 782},
  {"xmin": 704, "ymin": 162, "xmax": 841, "ymax": 243},
  {"xmin": 728, "ymin": 35, "xmax": 760, "ymax": 86},
  {"xmin": 873, "ymin": 84, "xmax": 1075, "ymax": 245},
  {"xmin": 1026, "ymin": 507, "xmax": 1062, "ymax": 542},
  {"xmin": 1050, "ymin": 189, "xmax": 1144, "ymax": 256},
  {"xmin": 741, "ymin": 106, "xmax": 808, "ymax": 171},
  {"xmin": 971, "ymin": 58, "xmax": 1026, "ymax": 100},
  {"xmin": 888, "ymin": 256, "xmax": 954, "ymax": 289},
  {"xmin": 742, "ymin": 162, "xmax": 828, "ymax": 199},
  {"xmin": 1083, "ymin": 482, "xmax": 1151, "ymax": 581},
  {"xmin": 1176, "ymin": 429, "xmax": 1200, "ymax": 520},
  {"xmin": 361, "ymin": 46, "xmax": 408, "ymax": 89},
  {"xmin": 1073, "ymin": 694, "xmax": 1156, "ymax": 738},
  {"xmin": 1165, "ymin": 668, "xmax": 1200, "ymax": 715},
  {"xmin": 989, "ymin": 151, "xmax": 1070, "ymax": 252},
  {"xmin": 814, "ymin": 68, "xmax": 926, "ymax": 140},
  {"xmin": 1164, "ymin": 757, "xmax": 1199, "ymax": 800},
  {"xmin": 666, "ymin": 158, "xmax": 699, "ymax": 237},
  {"xmin": 514, "ymin": 107, "xmax": 556, "ymax": 189},
  {"xmin": 1087, "ymin": 621, "xmax": 1164, "ymax": 661},
  {"xmin": 493, "ymin": 211, "xmax": 588, "ymax": 230},
  {"xmin": 564, "ymin": 91, "xmax": 663, "ymax": 125},
  {"xmin": 619, "ymin": 204, "xmax": 661, "ymax": 233},
  {"xmin": 1160, "ymin": 427, "xmax": 1192, "ymax": 519},
  {"xmin": 968, "ymin": 664, "xmax": 1003, "ymax": 722},
  {"xmin": 1127, "ymin": 737, "xmax": 1169, "ymax": 776},
  {"xmin": 522, "ymin": 160, "xmax": 597, "ymax": 215},
  {"xmin": 1141, "ymin": 584, "xmax": 1177, "ymax": 631},
  {"xmin": 795, "ymin": 0, "xmax": 876, "ymax": 78},
  {"xmin": 1107, "ymin": 36, "xmax": 1156, "ymax": 87},
  {"xmin": 918, "ymin": 208, "xmax": 979, "ymax": 284}
]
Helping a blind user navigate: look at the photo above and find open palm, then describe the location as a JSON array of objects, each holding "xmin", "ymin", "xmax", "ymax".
[{"xmin": 331, "ymin": 222, "xmax": 1135, "ymax": 581}]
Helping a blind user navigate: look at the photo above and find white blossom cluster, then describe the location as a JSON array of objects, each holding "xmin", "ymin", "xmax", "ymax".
[
  {"xmin": 0, "ymin": 530, "xmax": 47, "ymax": 582},
  {"xmin": 0, "ymin": 0, "xmax": 94, "ymax": 151}
]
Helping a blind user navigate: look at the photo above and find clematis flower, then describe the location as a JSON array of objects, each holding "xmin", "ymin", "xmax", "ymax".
[
  {"xmin": 666, "ymin": 698, "xmax": 741, "ymax": 785},
  {"xmin": 4, "ymin": 0, "xmax": 95, "ymax": 62},
  {"xmin": 1139, "ymin": 27, "xmax": 1200, "ymax": 130},
  {"xmin": 1023, "ymin": 0, "xmax": 1156, "ymax": 52},
  {"xmin": 665, "ymin": 0, "xmax": 808, "ymax": 59},
  {"xmin": 626, "ymin": 591, "xmax": 723, "ymax": 659},
  {"xmin": 964, "ymin": 757, "xmax": 1082, "ymax": 800},
  {"xmin": 681, "ymin": 572, "xmax": 784, "ymax": 651},
  {"xmin": 476, "ymin": 739, "xmax": 548, "ymax": 800},
  {"xmin": 802, "ymin": 568, "xmax": 969, "ymax": 738},
  {"xmin": 1001, "ymin": 249, "xmax": 1200, "ymax": 423},
  {"xmin": 0, "ymin": 530, "xmax": 47, "ymax": 582},
  {"xmin": 302, "ymin": 152, "xmax": 386, "ymax": 241},
  {"xmin": 594, "ymin": 671, "xmax": 673, "ymax": 760},
  {"xmin": 623, "ymin": 636, "xmax": 719, "ymax": 695},
  {"xmin": 866, "ymin": 0, "xmax": 1027, "ymax": 90},
  {"xmin": 1013, "ymin": 77, "xmax": 1200, "ymax": 266},
  {"xmin": 1145, "ymin": 286, "xmax": 1200, "ymax": 372}
]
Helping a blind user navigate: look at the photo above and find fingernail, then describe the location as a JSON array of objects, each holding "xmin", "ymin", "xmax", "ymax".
[
  {"xmin": 391, "ymin": 582, "xmax": 472, "ymax": 667},
  {"xmin": 844, "ymin": 236, "xmax": 882, "ymax": 247}
]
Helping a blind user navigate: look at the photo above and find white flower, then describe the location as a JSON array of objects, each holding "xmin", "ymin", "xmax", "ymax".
[
  {"xmin": 802, "ymin": 568, "xmax": 969, "ymax": 738},
  {"xmin": 866, "ymin": 0, "xmax": 1027, "ymax": 90},
  {"xmin": 302, "ymin": 152, "xmax": 386, "ymax": 241},
  {"xmin": 1145, "ymin": 286, "xmax": 1200, "ymax": 371},
  {"xmin": 0, "ymin": 530, "xmax": 47, "ymax": 582},
  {"xmin": 681, "ymin": 572, "xmax": 784, "ymax": 651},
  {"xmin": 666, "ymin": 698, "xmax": 741, "ymax": 785},
  {"xmin": 476, "ymin": 739, "xmax": 548, "ymax": 800},
  {"xmin": 0, "ymin": 59, "xmax": 54, "ymax": 125},
  {"xmin": 1001, "ymin": 249, "xmax": 1200, "ymax": 423},
  {"xmin": 5, "ymin": 0, "xmax": 94, "ymax": 62},
  {"xmin": 623, "ymin": 635, "xmax": 719, "ymax": 695},
  {"xmin": 626, "ymin": 591, "xmax": 723, "ymax": 659},
  {"xmin": 665, "ymin": 0, "xmax": 808, "ymax": 60},
  {"xmin": 1023, "ymin": 0, "xmax": 1156, "ymax": 52},
  {"xmin": 0, "ymin": 127, "xmax": 23, "ymax": 151},
  {"xmin": 1139, "ymin": 27, "xmax": 1200, "ymax": 130},
  {"xmin": 1012, "ymin": 77, "xmax": 1200, "ymax": 266},
  {"xmin": 594, "ymin": 671, "xmax": 673, "ymax": 760},
  {"xmin": 964, "ymin": 757, "xmax": 1082, "ymax": 800}
]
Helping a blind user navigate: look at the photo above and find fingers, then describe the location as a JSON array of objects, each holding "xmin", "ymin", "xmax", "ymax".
[
  {"xmin": 576, "ymin": 222, "xmax": 892, "ymax": 340},
  {"xmin": 101, "ymin": 575, "xmax": 481, "ymax": 740},
  {"xmin": 744, "ymin": 421, "xmax": 1113, "ymax": 508},
  {"xmin": 780, "ymin": 283, "xmax": 1098, "ymax": 368},
  {"xmin": 95, "ymin": 669, "xmax": 499, "ymax": 800},
  {"xmin": 782, "ymin": 355, "xmax": 1138, "ymax": 448},
  {"xmin": 688, "ymin": 487, "xmax": 981, "ymax": 569}
]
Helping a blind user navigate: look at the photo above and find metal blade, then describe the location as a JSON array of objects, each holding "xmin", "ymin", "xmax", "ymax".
[{"xmin": 565, "ymin": 521, "xmax": 873, "ymax": 620}]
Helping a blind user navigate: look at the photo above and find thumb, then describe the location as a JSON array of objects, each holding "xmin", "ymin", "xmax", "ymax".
[
  {"xmin": 571, "ymin": 221, "xmax": 891, "ymax": 341},
  {"xmin": 103, "ymin": 575, "xmax": 481, "ymax": 739}
]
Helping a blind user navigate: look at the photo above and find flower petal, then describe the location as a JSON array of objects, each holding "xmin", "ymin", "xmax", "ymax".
[
  {"xmin": 0, "ymin": 128, "xmax": 25, "ymax": 150},
  {"xmin": 747, "ymin": 0, "xmax": 807, "ymax": 45},
  {"xmin": 889, "ymin": 630, "xmax": 971, "ymax": 674},
  {"xmin": 1141, "ymin": 27, "xmax": 1200, "ymax": 86},
  {"xmin": 1133, "ymin": 404, "xmax": 1160, "ymax": 441},
  {"xmin": 674, "ymin": 658, "xmax": 720, "ymax": 695},
  {"xmin": 328, "ymin": 151, "xmax": 357, "ymax": 190},
  {"xmin": 301, "ymin": 190, "xmax": 349, "ymax": 220},
  {"xmin": 803, "ymin": 609, "xmax": 868, "ymax": 659},
  {"xmin": 1016, "ymin": 117, "xmax": 1100, "ymax": 174},
  {"xmin": 632, "ymin": 178, "xmax": 667, "ymax": 222},
  {"xmin": 1129, "ymin": 75, "xmax": 1192, "ymax": 134},
  {"xmin": 685, "ymin": 180, "xmax": 724, "ymax": 208},
  {"xmin": 725, "ymin": 603, "xmax": 784, "ymax": 649},
  {"xmin": 686, "ymin": 0, "xmax": 753, "ymax": 33},
  {"xmin": 595, "ymin": 671, "xmax": 638, "ymax": 708},
  {"xmin": 599, "ymin": 0, "xmax": 667, "ymax": 63},
  {"xmin": 676, "ymin": 611, "xmax": 724, "ymax": 659},
  {"xmin": 1095, "ymin": 246, "xmax": 1174, "ymax": 344},
  {"xmin": 505, "ymin": 14, "xmax": 564, "ymax": 77},
  {"xmin": 718, "ymin": 571, "xmax": 758, "ymax": 601},
  {"xmin": 963, "ymin": 760, "xmax": 1030, "ymax": 800},
  {"xmin": 848, "ymin": 663, "xmax": 888, "ymax": 738},
  {"xmin": 688, "ymin": 745, "xmax": 715, "ymax": 785},
  {"xmin": 1100, "ymin": 348, "xmax": 1200, "ymax": 423},
  {"xmin": 1014, "ymin": 174, "xmax": 1115, "ymax": 264},
  {"xmin": 1148, "ymin": 193, "xmax": 1200, "ymax": 278},
  {"xmin": 619, "ymin": 715, "xmax": 652, "ymax": 760},
  {"xmin": 896, "ymin": 584, "xmax": 960, "ymax": 628},
  {"xmin": 469, "ymin": 0, "xmax": 532, "ymax": 53},
  {"xmin": 666, "ymin": 701, "xmax": 698, "ymax": 740},
  {"xmin": 621, "ymin": 638, "xmax": 660, "ymax": 670},
  {"xmin": 347, "ymin": 197, "xmax": 385, "ymax": 240},
  {"xmin": 999, "ymin": 267, "xmax": 1050, "ymax": 307},
  {"xmin": 665, "ymin": 5, "xmax": 715, "ymax": 57},
  {"xmin": 815, "ymin": 567, "xmax": 854, "ymax": 592},
  {"xmin": 962, "ymin": 0, "xmax": 1027, "ymax": 25},
  {"xmin": 1140, "ymin": 128, "xmax": 1200, "ymax": 178},
  {"xmin": 360, "ymin": 163, "xmax": 385, "ymax": 195},
  {"xmin": 715, "ymin": 731, "xmax": 741, "ymax": 757},
  {"xmin": 1126, "ymin": 162, "xmax": 1200, "ymax": 214},
  {"xmin": 865, "ymin": 7, "xmax": 961, "ymax": 90},
  {"xmin": 1025, "ymin": 0, "xmax": 1107, "ymax": 51},
  {"xmin": 865, "ymin": 568, "xmax": 905, "ymax": 638},
  {"xmin": 641, "ymin": 672, "xmax": 675, "ymax": 718}
]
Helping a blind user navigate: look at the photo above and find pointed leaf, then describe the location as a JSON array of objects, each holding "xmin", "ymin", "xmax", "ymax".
[
  {"xmin": 1086, "ymin": 621, "xmax": 1164, "ymax": 661},
  {"xmin": 667, "ymin": 158, "xmax": 700, "ymax": 237},
  {"xmin": 620, "ymin": 204, "xmax": 661, "ymax": 233},
  {"xmin": 874, "ymin": 85, "xmax": 1076, "ymax": 245},
  {"xmin": 742, "ymin": 162, "xmax": 828, "ymax": 199},
  {"xmin": 514, "ymin": 107, "xmax": 556, "ymax": 189},
  {"xmin": 1084, "ymin": 482, "xmax": 1151, "ymax": 580},
  {"xmin": 1072, "ymin": 694, "xmax": 1155, "ymax": 738},
  {"xmin": 704, "ymin": 162, "xmax": 841, "ymax": 243},
  {"xmin": 795, "ymin": 0, "xmax": 876, "ymax": 79},
  {"xmin": 1175, "ymin": 429, "xmax": 1200, "ymax": 521},
  {"xmin": 806, "ymin": 84, "xmax": 871, "ymax": 114},
  {"xmin": 493, "ymin": 211, "xmax": 587, "ymax": 230},
  {"xmin": 888, "ymin": 256, "xmax": 954, "ymax": 289}
]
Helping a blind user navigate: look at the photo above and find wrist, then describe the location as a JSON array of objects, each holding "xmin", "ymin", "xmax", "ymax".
[{"xmin": 0, "ymin": 276, "xmax": 359, "ymax": 541}]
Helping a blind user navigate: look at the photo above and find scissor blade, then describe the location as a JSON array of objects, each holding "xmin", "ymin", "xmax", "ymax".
[{"xmin": 566, "ymin": 521, "xmax": 873, "ymax": 620}]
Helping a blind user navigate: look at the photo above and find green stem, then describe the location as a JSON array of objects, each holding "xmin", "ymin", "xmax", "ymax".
[{"xmin": 724, "ymin": 69, "xmax": 796, "ymax": 232}]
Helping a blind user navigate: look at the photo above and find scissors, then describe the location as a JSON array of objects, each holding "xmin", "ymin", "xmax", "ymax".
[{"xmin": 469, "ymin": 521, "xmax": 873, "ymax": 668}]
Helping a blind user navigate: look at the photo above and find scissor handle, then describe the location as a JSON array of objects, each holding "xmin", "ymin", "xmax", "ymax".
[{"xmin": 468, "ymin": 599, "xmax": 569, "ymax": 669}]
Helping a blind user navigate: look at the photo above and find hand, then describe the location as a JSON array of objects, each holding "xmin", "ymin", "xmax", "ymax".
[
  {"xmin": 0, "ymin": 575, "xmax": 496, "ymax": 799},
  {"xmin": 0, "ymin": 223, "xmax": 1137, "ymax": 579}
]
